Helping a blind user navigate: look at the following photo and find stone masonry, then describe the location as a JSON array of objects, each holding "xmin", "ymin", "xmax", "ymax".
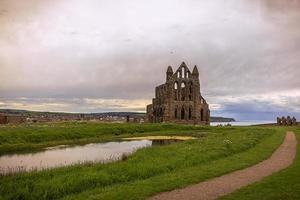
[
  {"xmin": 146, "ymin": 62, "xmax": 210, "ymax": 125},
  {"xmin": 277, "ymin": 116, "xmax": 297, "ymax": 126}
]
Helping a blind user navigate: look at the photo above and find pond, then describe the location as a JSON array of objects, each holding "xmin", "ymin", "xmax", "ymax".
[{"xmin": 0, "ymin": 137, "xmax": 191, "ymax": 175}]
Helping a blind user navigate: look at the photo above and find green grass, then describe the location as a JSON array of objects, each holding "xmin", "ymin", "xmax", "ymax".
[
  {"xmin": 219, "ymin": 126, "xmax": 300, "ymax": 200},
  {"xmin": 0, "ymin": 122, "xmax": 210, "ymax": 155},
  {"xmin": 0, "ymin": 123, "xmax": 286, "ymax": 200}
]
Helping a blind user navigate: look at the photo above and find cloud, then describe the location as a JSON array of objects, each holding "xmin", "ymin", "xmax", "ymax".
[
  {"xmin": 0, "ymin": 0, "xmax": 299, "ymax": 120},
  {"xmin": 0, "ymin": 97, "xmax": 149, "ymax": 113},
  {"xmin": 209, "ymin": 89, "xmax": 300, "ymax": 120}
]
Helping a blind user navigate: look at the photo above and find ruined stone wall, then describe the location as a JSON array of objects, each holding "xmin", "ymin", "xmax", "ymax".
[
  {"xmin": 277, "ymin": 116, "xmax": 297, "ymax": 126},
  {"xmin": 147, "ymin": 62, "xmax": 210, "ymax": 125}
]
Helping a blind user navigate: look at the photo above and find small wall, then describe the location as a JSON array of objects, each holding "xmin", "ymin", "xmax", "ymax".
[{"xmin": 0, "ymin": 115, "xmax": 8, "ymax": 124}]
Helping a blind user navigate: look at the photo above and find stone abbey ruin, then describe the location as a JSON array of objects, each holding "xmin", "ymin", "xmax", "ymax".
[
  {"xmin": 146, "ymin": 62, "xmax": 210, "ymax": 125},
  {"xmin": 277, "ymin": 116, "xmax": 297, "ymax": 126}
]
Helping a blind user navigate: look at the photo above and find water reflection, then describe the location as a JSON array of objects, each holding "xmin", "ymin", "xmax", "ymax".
[
  {"xmin": 0, "ymin": 138, "xmax": 185, "ymax": 174},
  {"xmin": 0, "ymin": 140, "xmax": 151, "ymax": 174},
  {"xmin": 152, "ymin": 139, "xmax": 182, "ymax": 145}
]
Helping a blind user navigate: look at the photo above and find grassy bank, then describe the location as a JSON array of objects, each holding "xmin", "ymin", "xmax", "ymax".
[
  {"xmin": 220, "ymin": 126, "xmax": 300, "ymax": 200},
  {"xmin": 0, "ymin": 122, "xmax": 210, "ymax": 155},
  {"xmin": 0, "ymin": 124, "xmax": 285, "ymax": 200}
]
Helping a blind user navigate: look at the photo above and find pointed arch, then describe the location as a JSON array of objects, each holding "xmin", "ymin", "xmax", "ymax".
[
  {"xmin": 181, "ymin": 107, "xmax": 185, "ymax": 120},
  {"xmin": 189, "ymin": 107, "xmax": 192, "ymax": 120},
  {"xmin": 189, "ymin": 82, "xmax": 193, "ymax": 100},
  {"xmin": 181, "ymin": 82, "xmax": 186, "ymax": 88},
  {"xmin": 174, "ymin": 82, "xmax": 178, "ymax": 90},
  {"xmin": 181, "ymin": 67, "xmax": 185, "ymax": 78},
  {"xmin": 181, "ymin": 81, "xmax": 186, "ymax": 101},
  {"xmin": 174, "ymin": 81, "xmax": 179, "ymax": 100}
]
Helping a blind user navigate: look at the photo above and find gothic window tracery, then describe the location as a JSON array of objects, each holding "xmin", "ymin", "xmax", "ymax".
[{"xmin": 174, "ymin": 82, "xmax": 178, "ymax": 89}]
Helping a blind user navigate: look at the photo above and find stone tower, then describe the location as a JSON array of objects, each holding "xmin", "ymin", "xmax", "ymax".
[{"xmin": 146, "ymin": 62, "xmax": 210, "ymax": 125}]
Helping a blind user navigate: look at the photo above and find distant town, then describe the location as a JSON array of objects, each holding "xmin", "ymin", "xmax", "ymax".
[{"xmin": 0, "ymin": 109, "xmax": 235, "ymax": 124}]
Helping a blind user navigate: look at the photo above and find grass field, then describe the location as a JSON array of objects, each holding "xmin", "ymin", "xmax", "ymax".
[
  {"xmin": 220, "ymin": 126, "xmax": 300, "ymax": 200},
  {"xmin": 0, "ymin": 122, "xmax": 211, "ymax": 155},
  {"xmin": 0, "ymin": 123, "xmax": 285, "ymax": 199},
  {"xmin": 0, "ymin": 122, "xmax": 290, "ymax": 200}
]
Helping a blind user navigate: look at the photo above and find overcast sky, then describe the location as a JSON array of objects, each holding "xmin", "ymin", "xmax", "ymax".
[{"xmin": 0, "ymin": 0, "xmax": 300, "ymax": 120}]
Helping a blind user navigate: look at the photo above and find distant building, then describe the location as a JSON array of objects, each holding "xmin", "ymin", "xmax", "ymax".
[
  {"xmin": 0, "ymin": 114, "xmax": 8, "ymax": 124},
  {"xmin": 277, "ymin": 116, "xmax": 297, "ymax": 126},
  {"xmin": 292, "ymin": 117, "xmax": 297, "ymax": 125},
  {"xmin": 146, "ymin": 62, "xmax": 210, "ymax": 125},
  {"xmin": 0, "ymin": 114, "xmax": 25, "ymax": 124}
]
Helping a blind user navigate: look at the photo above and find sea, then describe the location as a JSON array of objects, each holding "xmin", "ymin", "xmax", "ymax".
[{"xmin": 210, "ymin": 120, "xmax": 275, "ymax": 126}]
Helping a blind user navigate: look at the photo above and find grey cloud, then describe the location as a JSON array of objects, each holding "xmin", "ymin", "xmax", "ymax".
[
  {"xmin": 209, "ymin": 91, "xmax": 300, "ymax": 120},
  {"xmin": 0, "ymin": 97, "xmax": 149, "ymax": 113},
  {"xmin": 215, "ymin": 101, "xmax": 300, "ymax": 121},
  {"xmin": 0, "ymin": 0, "xmax": 299, "ymax": 119}
]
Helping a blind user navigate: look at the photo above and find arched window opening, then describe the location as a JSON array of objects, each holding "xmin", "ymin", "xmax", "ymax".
[
  {"xmin": 201, "ymin": 109, "xmax": 204, "ymax": 121},
  {"xmin": 189, "ymin": 108, "xmax": 192, "ymax": 120},
  {"xmin": 175, "ymin": 108, "xmax": 178, "ymax": 119},
  {"xmin": 186, "ymin": 72, "xmax": 189, "ymax": 78},
  {"xmin": 181, "ymin": 82, "xmax": 185, "ymax": 88},
  {"xmin": 189, "ymin": 83, "xmax": 193, "ymax": 100},
  {"xmin": 174, "ymin": 82, "xmax": 178, "ymax": 90},
  {"xmin": 181, "ymin": 82, "xmax": 186, "ymax": 101},
  {"xmin": 174, "ymin": 82, "xmax": 178, "ymax": 101},
  {"xmin": 177, "ymin": 72, "xmax": 180, "ymax": 78},
  {"xmin": 182, "ymin": 67, "xmax": 185, "ymax": 78},
  {"xmin": 181, "ymin": 107, "xmax": 185, "ymax": 120}
]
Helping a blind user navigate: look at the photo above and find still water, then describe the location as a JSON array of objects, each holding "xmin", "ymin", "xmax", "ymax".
[
  {"xmin": 0, "ymin": 140, "xmax": 153, "ymax": 174},
  {"xmin": 210, "ymin": 121, "xmax": 275, "ymax": 126}
]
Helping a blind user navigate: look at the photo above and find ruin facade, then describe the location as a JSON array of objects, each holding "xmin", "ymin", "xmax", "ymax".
[
  {"xmin": 277, "ymin": 116, "xmax": 297, "ymax": 126},
  {"xmin": 146, "ymin": 62, "xmax": 210, "ymax": 125}
]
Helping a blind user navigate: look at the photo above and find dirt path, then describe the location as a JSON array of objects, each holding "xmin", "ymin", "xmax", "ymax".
[{"xmin": 149, "ymin": 131, "xmax": 297, "ymax": 200}]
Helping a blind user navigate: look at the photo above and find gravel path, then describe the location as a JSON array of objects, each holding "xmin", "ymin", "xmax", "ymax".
[{"xmin": 149, "ymin": 131, "xmax": 297, "ymax": 200}]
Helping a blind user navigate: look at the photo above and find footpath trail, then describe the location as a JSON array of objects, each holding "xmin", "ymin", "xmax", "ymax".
[{"xmin": 149, "ymin": 131, "xmax": 297, "ymax": 200}]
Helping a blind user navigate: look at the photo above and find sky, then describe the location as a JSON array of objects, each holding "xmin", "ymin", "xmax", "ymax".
[{"xmin": 0, "ymin": 0, "xmax": 300, "ymax": 120}]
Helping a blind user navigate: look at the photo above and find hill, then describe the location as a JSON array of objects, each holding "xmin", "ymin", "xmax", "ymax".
[{"xmin": 0, "ymin": 109, "xmax": 235, "ymax": 122}]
